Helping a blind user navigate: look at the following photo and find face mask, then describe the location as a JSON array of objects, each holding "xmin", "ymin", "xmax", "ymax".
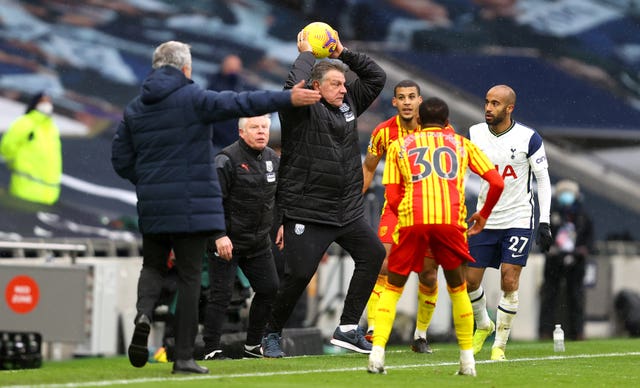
[
  {"xmin": 36, "ymin": 101, "xmax": 53, "ymax": 115},
  {"xmin": 557, "ymin": 191, "xmax": 576, "ymax": 207}
]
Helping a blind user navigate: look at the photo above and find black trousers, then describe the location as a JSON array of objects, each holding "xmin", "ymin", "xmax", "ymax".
[
  {"xmin": 266, "ymin": 216, "xmax": 385, "ymax": 334},
  {"xmin": 203, "ymin": 248, "xmax": 279, "ymax": 349},
  {"xmin": 538, "ymin": 253, "xmax": 587, "ymax": 340},
  {"xmin": 137, "ymin": 232, "xmax": 209, "ymax": 361}
]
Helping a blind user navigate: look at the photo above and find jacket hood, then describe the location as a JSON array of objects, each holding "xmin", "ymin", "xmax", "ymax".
[{"xmin": 140, "ymin": 66, "xmax": 192, "ymax": 104}]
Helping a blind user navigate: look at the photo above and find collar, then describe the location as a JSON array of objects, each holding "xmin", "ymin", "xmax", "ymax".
[
  {"xmin": 489, "ymin": 119, "xmax": 515, "ymax": 137},
  {"xmin": 238, "ymin": 138, "xmax": 264, "ymax": 160},
  {"xmin": 420, "ymin": 125, "xmax": 445, "ymax": 131}
]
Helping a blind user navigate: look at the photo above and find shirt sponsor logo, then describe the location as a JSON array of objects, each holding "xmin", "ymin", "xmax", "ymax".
[{"xmin": 266, "ymin": 160, "xmax": 273, "ymax": 172}]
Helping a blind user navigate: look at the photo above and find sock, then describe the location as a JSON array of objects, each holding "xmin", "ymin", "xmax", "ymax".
[
  {"xmin": 449, "ymin": 282, "xmax": 473, "ymax": 351},
  {"xmin": 415, "ymin": 282, "xmax": 438, "ymax": 339},
  {"xmin": 371, "ymin": 281, "xmax": 403, "ymax": 348},
  {"xmin": 468, "ymin": 286, "xmax": 491, "ymax": 329},
  {"xmin": 339, "ymin": 324, "xmax": 358, "ymax": 332},
  {"xmin": 493, "ymin": 291, "xmax": 518, "ymax": 349},
  {"xmin": 367, "ymin": 275, "xmax": 387, "ymax": 331},
  {"xmin": 460, "ymin": 348, "xmax": 475, "ymax": 367}
]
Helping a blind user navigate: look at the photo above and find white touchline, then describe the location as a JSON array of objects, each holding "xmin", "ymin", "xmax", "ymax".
[{"xmin": 10, "ymin": 351, "xmax": 640, "ymax": 388}]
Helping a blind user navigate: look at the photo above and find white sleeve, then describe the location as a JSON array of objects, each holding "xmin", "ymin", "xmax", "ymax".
[{"xmin": 533, "ymin": 167, "xmax": 551, "ymax": 224}]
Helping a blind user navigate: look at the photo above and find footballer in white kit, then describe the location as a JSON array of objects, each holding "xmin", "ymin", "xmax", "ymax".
[
  {"xmin": 470, "ymin": 120, "xmax": 551, "ymax": 235},
  {"xmin": 464, "ymin": 85, "xmax": 553, "ymax": 362}
]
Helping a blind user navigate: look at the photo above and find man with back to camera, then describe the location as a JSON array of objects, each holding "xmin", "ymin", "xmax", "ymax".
[
  {"xmin": 202, "ymin": 114, "xmax": 281, "ymax": 360},
  {"xmin": 362, "ymin": 79, "xmax": 441, "ymax": 353},
  {"xmin": 111, "ymin": 40, "xmax": 320, "ymax": 374},
  {"xmin": 466, "ymin": 84, "xmax": 553, "ymax": 361},
  {"xmin": 261, "ymin": 27, "xmax": 387, "ymax": 357},
  {"xmin": 367, "ymin": 97, "xmax": 504, "ymax": 376}
]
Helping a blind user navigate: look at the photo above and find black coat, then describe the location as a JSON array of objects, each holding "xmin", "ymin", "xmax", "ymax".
[
  {"xmin": 216, "ymin": 139, "xmax": 279, "ymax": 256},
  {"xmin": 111, "ymin": 65, "xmax": 292, "ymax": 234},
  {"xmin": 277, "ymin": 50, "xmax": 386, "ymax": 226}
]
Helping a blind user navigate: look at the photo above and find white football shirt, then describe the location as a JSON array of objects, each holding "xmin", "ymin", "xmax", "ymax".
[{"xmin": 469, "ymin": 120, "xmax": 549, "ymax": 229}]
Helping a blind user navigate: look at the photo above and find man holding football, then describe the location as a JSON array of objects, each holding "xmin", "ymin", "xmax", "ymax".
[{"xmin": 261, "ymin": 27, "xmax": 387, "ymax": 358}]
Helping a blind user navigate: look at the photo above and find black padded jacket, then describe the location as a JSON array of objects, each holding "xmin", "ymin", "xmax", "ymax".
[
  {"xmin": 216, "ymin": 139, "xmax": 279, "ymax": 256},
  {"xmin": 277, "ymin": 50, "xmax": 386, "ymax": 226}
]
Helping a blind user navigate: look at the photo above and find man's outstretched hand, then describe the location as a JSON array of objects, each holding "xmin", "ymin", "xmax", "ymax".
[{"xmin": 290, "ymin": 80, "xmax": 321, "ymax": 106}]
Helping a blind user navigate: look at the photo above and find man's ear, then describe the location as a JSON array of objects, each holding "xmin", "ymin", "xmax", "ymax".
[
  {"xmin": 182, "ymin": 64, "xmax": 192, "ymax": 78},
  {"xmin": 311, "ymin": 80, "xmax": 320, "ymax": 91}
]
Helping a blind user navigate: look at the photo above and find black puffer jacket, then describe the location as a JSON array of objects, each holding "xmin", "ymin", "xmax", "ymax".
[
  {"xmin": 216, "ymin": 139, "xmax": 279, "ymax": 256},
  {"xmin": 277, "ymin": 50, "xmax": 386, "ymax": 226},
  {"xmin": 112, "ymin": 65, "xmax": 293, "ymax": 234}
]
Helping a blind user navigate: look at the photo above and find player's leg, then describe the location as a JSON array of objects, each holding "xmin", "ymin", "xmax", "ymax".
[
  {"xmin": 466, "ymin": 266, "xmax": 495, "ymax": 354},
  {"xmin": 491, "ymin": 262, "xmax": 521, "ymax": 360},
  {"xmin": 413, "ymin": 257, "xmax": 438, "ymax": 353},
  {"xmin": 369, "ymin": 272, "xmax": 406, "ymax": 373},
  {"xmin": 366, "ymin": 207, "xmax": 396, "ymax": 338},
  {"xmin": 467, "ymin": 230, "xmax": 501, "ymax": 355},
  {"xmin": 443, "ymin": 269, "xmax": 475, "ymax": 376},
  {"xmin": 366, "ymin": 243, "xmax": 391, "ymax": 339},
  {"xmin": 368, "ymin": 226, "xmax": 418, "ymax": 374},
  {"xmin": 491, "ymin": 228, "xmax": 531, "ymax": 360},
  {"xmin": 430, "ymin": 224, "xmax": 475, "ymax": 376}
]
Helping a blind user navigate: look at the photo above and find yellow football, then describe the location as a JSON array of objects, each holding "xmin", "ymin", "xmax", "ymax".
[{"xmin": 302, "ymin": 22, "xmax": 338, "ymax": 59}]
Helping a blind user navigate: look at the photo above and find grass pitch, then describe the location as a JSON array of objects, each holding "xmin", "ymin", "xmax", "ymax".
[{"xmin": 2, "ymin": 338, "xmax": 639, "ymax": 387}]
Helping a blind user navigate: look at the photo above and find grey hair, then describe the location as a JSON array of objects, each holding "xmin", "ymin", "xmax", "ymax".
[
  {"xmin": 152, "ymin": 41, "xmax": 192, "ymax": 70},
  {"xmin": 238, "ymin": 114, "xmax": 271, "ymax": 131},
  {"xmin": 310, "ymin": 59, "xmax": 348, "ymax": 84}
]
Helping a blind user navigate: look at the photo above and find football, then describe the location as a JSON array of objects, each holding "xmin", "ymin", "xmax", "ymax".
[{"xmin": 302, "ymin": 22, "xmax": 338, "ymax": 59}]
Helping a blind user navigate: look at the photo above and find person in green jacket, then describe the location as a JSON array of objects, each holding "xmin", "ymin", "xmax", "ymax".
[{"xmin": 0, "ymin": 92, "xmax": 62, "ymax": 205}]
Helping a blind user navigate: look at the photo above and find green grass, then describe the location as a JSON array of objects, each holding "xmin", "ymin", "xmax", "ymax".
[{"xmin": 2, "ymin": 338, "xmax": 639, "ymax": 387}]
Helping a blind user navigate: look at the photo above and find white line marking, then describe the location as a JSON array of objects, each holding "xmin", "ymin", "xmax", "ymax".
[{"xmin": 7, "ymin": 352, "xmax": 640, "ymax": 388}]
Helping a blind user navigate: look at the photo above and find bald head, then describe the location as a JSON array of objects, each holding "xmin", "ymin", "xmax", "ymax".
[
  {"xmin": 487, "ymin": 84, "xmax": 516, "ymax": 106},
  {"xmin": 484, "ymin": 84, "xmax": 516, "ymax": 133}
]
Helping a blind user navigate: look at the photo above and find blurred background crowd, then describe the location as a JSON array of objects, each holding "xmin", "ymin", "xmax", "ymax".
[{"xmin": 1, "ymin": 0, "xmax": 639, "ymax": 245}]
